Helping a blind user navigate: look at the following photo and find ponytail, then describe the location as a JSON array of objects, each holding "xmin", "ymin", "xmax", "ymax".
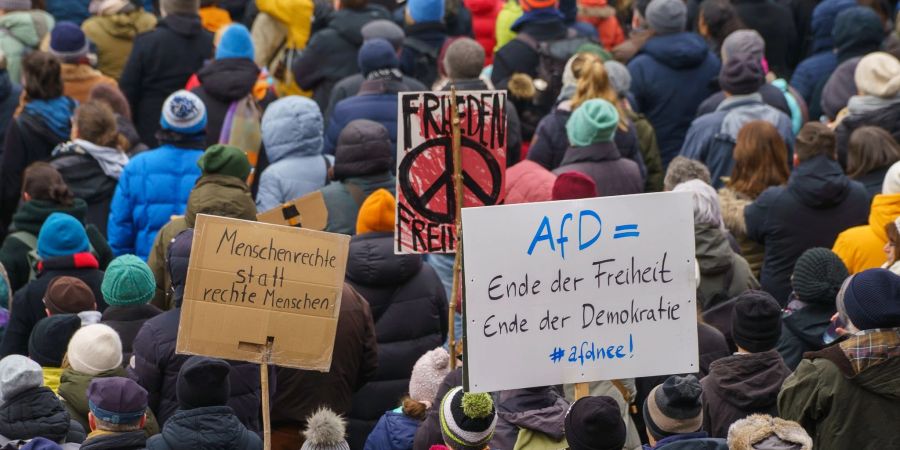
[
  {"xmin": 22, "ymin": 162, "xmax": 74, "ymax": 206},
  {"xmin": 402, "ymin": 397, "xmax": 429, "ymax": 421},
  {"xmin": 571, "ymin": 58, "xmax": 629, "ymax": 131}
]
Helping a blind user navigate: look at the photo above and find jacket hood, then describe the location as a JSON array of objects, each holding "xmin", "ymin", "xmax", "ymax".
[
  {"xmin": 346, "ymin": 233, "xmax": 423, "ymax": 286},
  {"xmin": 640, "ymin": 32, "xmax": 712, "ymax": 70},
  {"xmin": 867, "ymin": 194, "xmax": 900, "ymax": 242},
  {"xmin": 787, "ymin": 155, "xmax": 852, "ymax": 208},
  {"xmin": 11, "ymin": 199, "xmax": 88, "ymax": 236},
  {"xmin": 185, "ymin": 175, "xmax": 257, "ymax": 227},
  {"xmin": 148, "ymin": 406, "xmax": 258, "ymax": 450},
  {"xmin": 782, "ymin": 304, "xmax": 834, "ymax": 349},
  {"xmin": 0, "ymin": 386, "xmax": 72, "ymax": 442},
  {"xmin": 837, "ymin": 329, "xmax": 900, "ymax": 399},
  {"xmin": 810, "ymin": 0, "xmax": 856, "ymax": 54},
  {"xmin": 496, "ymin": 387, "xmax": 569, "ymax": 441},
  {"xmin": 706, "ymin": 351, "xmax": 790, "ymax": 410},
  {"xmin": 0, "ymin": 10, "xmax": 53, "ymax": 48},
  {"xmin": 197, "ymin": 58, "xmax": 260, "ymax": 103},
  {"xmin": 93, "ymin": 10, "xmax": 156, "ymax": 39},
  {"xmin": 695, "ymin": 223, "xmax": 733, "ymax": 276},
  {"xmin": 59, "ymin": 367, "xmax": 127, "ymax": 419},
  {"xmin": 261, "ymin": 97, "xmax": 324, "ymax": 162},
  {"xmin": 159, "ymin": 13, "xmax": 205, "ymax": 38},
  {"xmin": 330, "ymin": 7, "xmax": 388, "ymax": 46}
]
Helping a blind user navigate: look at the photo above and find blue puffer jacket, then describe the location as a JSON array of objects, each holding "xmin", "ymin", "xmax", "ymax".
[
  {"xmin": 324, "ymin": 79, "xmax": 402, "ymax": 156},
  {"xmin": 147, "ymin": 406, "xmax": 262, "ymax": 450},
  {"xmin": 46, "ymin": 0, "xmax": 90, "ymax": 25},
  {"xmin": 256, "ymin": 96, "xmax": 332, "ymax": 212},
  {"xmin": 364, "ymin": 410, "xmax": 420, "ymax": 450},
  {"xmin": 628, "ymin": 32, "xmax": 720, "ymax": 166},
  {"xmin": 107, "ymin": 144, "xmax": 203, "ymax": 260}
]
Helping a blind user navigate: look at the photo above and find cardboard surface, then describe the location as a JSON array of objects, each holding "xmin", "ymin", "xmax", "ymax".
[
  {"xmin": 176, "ymin": 214, "xmax": 349, "ymax": 371},
  {"xmin": 461, "ymin": 193, "xmax": 698, "ymax": 392},
  {"xmin": 257, "ymin": 191, "xmax": 328, "ymax": 230}
]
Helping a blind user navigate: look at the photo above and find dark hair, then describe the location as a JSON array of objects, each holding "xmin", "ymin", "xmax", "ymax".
[
  {"xmin": 729, "ymin": 121, "xmax": 790, "ymax": 198},
  {"xmin": 88, "ymin": 83, "xmax": 131, "ymax": 121},
  {"xmin": 75, "ymin": 101, "xmax": 127, "ymax": 150},
  {"xmin": 846, "ymin": 126, "xmax": 900, "ymax": 179},
  {"xmin": 699, "ymin": 0, "xmax": 745, "ymax": 47},
  {"xmin": 342, "ymin": 0, "xmax": 369, "ymax": 10},
  {"xmin": 22, "ymin": 162, "xmax": 74, "ymax": 206},
  {"xmin": 795, "ymin": 122, "xmax": 836, "ymax": 162},
  {"xmin": 401, "ymin": 397, "xmax": 428, "ymax": 421},
  {"xmin": 22, "ymin": 52, "xmax": 63, "ymax": 101}
]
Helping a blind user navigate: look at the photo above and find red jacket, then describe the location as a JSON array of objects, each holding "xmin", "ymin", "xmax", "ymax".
[
  {"xmin": 577, "ymin": 0, "xmax": 625, "ymax": 50},
  {"xmin": 465, "ymin": 0, "xmax": 501, "ymax": 65}
]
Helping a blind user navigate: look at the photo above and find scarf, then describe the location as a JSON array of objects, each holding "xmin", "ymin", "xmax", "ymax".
[
  {"xmin": 846, "ymin": 94, "xmax": 900, "ymax": 117},
  {"xmin": 23, "ymin": 97, "xmax": 77, "ymax": 140},
  {"xmin": 74, "ymin": 139, "xmax": 129, "ymax": 179}
]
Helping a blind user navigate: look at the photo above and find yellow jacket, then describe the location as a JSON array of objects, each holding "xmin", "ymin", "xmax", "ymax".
[
  {"xmin": 255, "ymin": 0, "xmax": 314, "ymax": 50},
  {"xmin": 253, "ymin": 0, "xmax": 314, "ymax": 96},
  {"xmin": 833, "ymin": 193, "xmax": 900, "ymax": 274},
  {"xmin": 43, "ymin": 366, "xmax": 63, "ymax": 394}
]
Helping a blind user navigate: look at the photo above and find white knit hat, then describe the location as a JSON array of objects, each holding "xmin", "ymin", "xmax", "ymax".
[
  {"xmin": 883, "ymin": 161, "xmax": 900, "ymax": 195},
  {"xmin": 409, "ymin": 347, "xmax": 451, "ymax": 405},
  {"xmin": 855, "ymin": 52, "xmax": 900, "ymax": 99},
  {"xmin": 67, "ymin": 324, "xmax": 123, "ymax": 375}
]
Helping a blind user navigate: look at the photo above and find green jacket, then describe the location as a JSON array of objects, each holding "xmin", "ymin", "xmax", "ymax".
[
  {"xmin": 58, "ymin": 366, "xmax": 161, "ymax": 436},
  {"xmin": 628, "ymin": 110, "xmax": 663, "ymax": 192},
  {"xmin": 0, "ymin": 10, "xmax": 54, "ymax": 85},
  {"xmin": 321, "ymin": 173, "xmax": 395, "ymax": 236},
  {"xmin": 778, "ymin": 329, "xmax": 900, "ymax": 450},
  {"xmin": 494, "ymin": 0, "xmax": 522, "ymax": 53},
  {"xmin": 81, "ymin": 10, "xmax": 157, "ymax": 80}
]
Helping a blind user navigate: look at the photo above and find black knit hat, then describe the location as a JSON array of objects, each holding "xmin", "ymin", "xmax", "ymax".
[
  {"xmin": 28, "ymin": 314, "xmax": 81, "ymax": 367},
  {"xmin": 719, "ymin": 52, "xmax": 765, "ymax": 95},
  {"xmin": 177, "ymin": 356, "xmax": 230, "ymax": 409},
  {"xmin": 439, "ymin": 387, "xmax": 497, "ymax": 450},
  {"xmin": 642, "ymin": 375, "xmax": 703, "ymax": 440},
  {"xmin": 565, "ymin": 396, "xmax": 626, "ymax": 450},
  {"xmin": 840, "ymin": 268, "xmax": 900, "ymax": 330},
  {"xmin": 792, "ymin": 247, "xmax": 849, "ymax": 305},
  {"xmin": 731, "ymin": 290, "xmax": 782, "ymax": 352},
  {"xmin": 333, "ymin": 119, "xmax": 393, "ymax": 181}
]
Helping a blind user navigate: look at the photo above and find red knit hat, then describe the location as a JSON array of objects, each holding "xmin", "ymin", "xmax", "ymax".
[
  {"xmin": 519, "ymin": 0, "xmax": 558, "ymax": 11},
  {"xmin": 552, "ymin": 171, "xmax": 598, "ymax": 200}
]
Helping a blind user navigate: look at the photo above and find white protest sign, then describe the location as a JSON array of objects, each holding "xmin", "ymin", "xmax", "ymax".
[{"xmin": 461, "ymin": 192, "xmax": 698, "ymax": 393}]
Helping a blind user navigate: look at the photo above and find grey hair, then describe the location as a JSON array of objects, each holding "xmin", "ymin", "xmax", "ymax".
[
  {"xmin": 664, "ymin": 157, "xmax": 711, "ymax": 191},
  {"xmin": 673, "ymin": 179, "xmax": 723, "ymax": 228}
]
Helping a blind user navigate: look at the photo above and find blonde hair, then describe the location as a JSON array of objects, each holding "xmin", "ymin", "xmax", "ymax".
[{"xmin": 571, "ymin": 56, "xmax": 628, "ymax": 131}]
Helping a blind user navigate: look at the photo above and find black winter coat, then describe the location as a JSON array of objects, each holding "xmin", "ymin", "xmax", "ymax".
[
  {"xmin": 836, "ymin": 102, "xmax": 900, "ymax": 168},
  {"xmin": 776, "ymin": 302, "xmax": 834, "ymax": 370},
  {"xmin": 0, "ymin": 386, "xmax": 85, "ymax": 444},
  {"xmin": 191, "ymin": 58, "xmax": 260, "ymax": 148},
  {"xmin": 119, "ymin": 14, "xmax": 214, "ymax": 147},
  {"xmin": 400, "ymin": 22, "xmax": 448, "ymax": 88},
  {"xmin": 81, "ymin": 431, "xmax": 147, "ymax": 450},
  {"xmin": 345, "ymin": 232, "xmax": 448, "ymax": 450},
  {"xmin": 745, "ymin": 155, "xmax": 869, "ymax": 304},
  {"xmin": 490, "ymin": 18, "xmax": 569, "ymax": 88},
  {"xmin": 326, "ymin": 73, "xmax": 426, "ymax": 126},
  {"xmin": 146, "ymin": 406, "xmax": 261, "ymax": 450},
  {"xmin": 49, "ymin": 145, "xmax": 119, "ymax": 237},
  {"xmin": 732, "ymin": 0, "xmax": 799, "ymax": 78},
  {"xmin": 101, "ymin": 304, "xmax": 162, "ymax": 365}
]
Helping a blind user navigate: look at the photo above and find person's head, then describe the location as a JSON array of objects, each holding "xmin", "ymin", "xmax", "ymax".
[
  {"xmin": 197, "ymin": 144, "xmax": 252, "ymax": 181},
  {"xmin": 404, "ymin": 347, "xmax": 451, "ymax": 420},
  {"xmin": 719, "ymin": 52, "xmax": 765, "ymax": 96},
  {"xmin": 794, "ymin": 122, "xmax": 836, "ymax": 164},
  {"xmin": 566, "ymin": 98, "xmax": 620, "ymax": 147},
  {"xmin": 300, "ymin": 409, "xmax": 350, "ymax": 450},
  {"xmin": 643, "ymin": 375, "xmax": 703, "ymax": 443},
  {"xmin": 28, "ymin": 314, "xmax": 81, "ymax": 368},
  {"xmin": 92, "ymin": 0, "xmax": 137, "ymax": 15},
  {"xmin": 101, "ymin": 255, "xmax": 155, "ymax": 308},
  {"xmin": 886, "ymin": 218, "xmax": 900, "ymax": 265},
  {"xmin": 698, "ymin": 0, "xmax": 744, "ymax": 46},
  {"xmin": 561, "ymin": 52, "xmax": 602, "ymax": 100},
  {"xmin": 439, "ymin": 387, "xmax": 497, "ymax": 450},
  {"xmin": 261, "ymin": 96, "xmax": 323, "ymax": 163},
  {"xmin": 645, "ymin": 0, "xmax": 686, "ymax": 35},
  {"xmin": 633, "ymin": 0, "xmax": 653, "ymax": 29},
  {"xmin": 672, "ymin": 179, "xmax": 722, "ymax": 228},
  {"xmin": 855, "ymin": 52, "xmax": 900, "ymax": 99},
  {"xmin": 0, "ymin": 355, "xmax": 43, "ymax": 403},
  {"xmin": 21, "ymin": 162, "xmax": 73, "ymax": 205},
  {"xmin": 406, "ymin": 0, "xmax": 445, "ymax": 24},
  {"xmin": 160, "ymin": 0, "xmax": 199, "ymax": 16},
  {"xmin": 43, "ymin": 276, "xmax": 96, "ymax": 316},
  {"xmin": 664, "ymin": 157, "xmax": 711, "ymax": 191},
  {"xmin": 552, "ymin": 171, "xmax": 598, "ymax": 200},
  {"xmin": 727, "ymin": 414, "xmax": 812, "ymax": 450},
  {"xmin": 215, "ymin": 24, "xmax": 254, "ymax": 61},
  {"xmin": 333, "ymin": 119, "xmax": 393, "ymax": 181},
  {"xmin": 731, "ymin": 290, "xmax": 782, "ymax": 353},
  {"xmin": 87, "ymin": 377, "xmax": 148, "ymax": 432},
  {"xmin": 571, "ymin": 57, "xmax": 627, "ymax": 131},
  {"xmin": 444, "ymin": 38, "xmax": 485, "ymax": 81},
  {"xmin": 177, "ymin": 356, "xmax": 231, "ymax": 410},
  {"xmin": 357, "ymin": 38, "xmax": 400, "ymax": 77},
  {"xmin": 720, "ymin": 29, "xmax": 764, "ymax": 64},
  {"xmin": 21, "ymin": 51, "xmax": 63, "ymax": 101},
  {"xmin": 565, "ymin": 396, "xmax": 626, "ymax": 450},
  {"xmin": 603, "ymin": 60, "xmax": 631, "ymax": 100},
  {"xmin": 49, "ymin": 22, "xmax": 90, "ymax": 65},
  {"xmin": 847, "ymin": 127, "xmax": 900, "ymax": 179},
  {"xmin": 791, "ymin": 247, "xmax": 849, "ymax": 306},
  {"xmin": 361, "ymin": 20, "xmax": 405, "ymax": 51},
  {"xmin": 356, "ymin": 189, "xmax": 396, "ymax": 235},
  {"xmin": 0, "ymin": 0, "xmax": 32, "ymax": 13},
  {"xmin": 832, "ymin": 6, "xmax": 884, "ymax": 60},
  {"xmin": 88, "ymin": 83, "xmax": 131, "ymax": 120},
  {"xmin": 168, "ymin": 229, "xmax": 193, "ymax": 308},
  {"xmin": 72, "ymin": 101, "xmax": 125, "ymax": 150},
  {"xmin": 37, "ymin": 212, "xmax": 89, "ymax": 260},
  {"xmin": 729, "ymin": 121, "xmax": 790, "ymax": 198},
  {"xmin": 159, "ymin": 90, "xmax": 207, "ymax": 138},
  {"xmin": 837, "ymin": 268, "xmax": 900, "ymax": 331},
  {"xmin": 67, "ymin": 324, "xmax": 123, "ymax": 375}
]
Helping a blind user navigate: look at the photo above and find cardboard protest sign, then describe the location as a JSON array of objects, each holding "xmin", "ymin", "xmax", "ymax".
[
  {"xmin": 257, "ymin": 191, "xmax": 328, "ymax": 230},
  {"xmin": 461, "ymin": 193, "xmax": 698, "ymax": 392},
  {"xmin": 176, "ymin": 214, "xmax": 350, "ymax": 371},
  {"xmin": 395, "ymin": 90, "xmax": 507, "ymax": 254}
]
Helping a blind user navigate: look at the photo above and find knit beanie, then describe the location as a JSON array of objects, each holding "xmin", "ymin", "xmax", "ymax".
[
  {"xmin": 215, "ymin": 24, "xmax": 254, "ymax": 61},
  {"xmin": 409, "ymin": 347, "xmax": 451, "ymax": 404},
  {"xmin": 840, "ymin": 268, "xmax": 900, "ymax": 330},
  {"xmin": 552, "ymin": 171, "xmax": 598, "ymax": 200},
  {"xmin": 0, "ymin": 355, "xmax": 43, "ymax": 404},
  {"xmin": 882, "ymin": 161, "xmax": 900, "ymax": 194},
  {"xmin": 361, "ymin": 20, "xmax": 405, "ymax": 50},
  {"xmin": 519, "ymin": 0, "xmax": 557, "ymax": 12},
  {"xmin": 37, "ymin": 213, "xmax": 90, "ymax": 260},
  {"xmin": 645, "ymin": 0, "xmax": 686, "ymax": 34},
  {"xmin": 719, "ymin": 52, "xmax": 765, "ymax": 96},
  {"xmin": 198, "ymin": 144, "xmax": 252, "ymax": 180},
  {"xmin": 67, "ymin": 324, "xmax": 123, "ymax": 375},
  {"xmin": 0, "ymin": 0, "xmax": 31, "ymax": 10},
  {"xmin": 177, "ymin": 356, "xmax": 231, "ymax": 409},
  {"xmin": 407, "ymin": 0, "xmax": 445, "ymax": 23},
  {"xmin": 356, "ymin": 189, "xmax": 396, "ymax": 235},
  {"xmin": 43, "ymin": 276, "xmax": 96, "ymax": 315},
  {"xmin": 855, "ymin": 52, "xmax": 900, "ymax": 99},
  {"xmin": 565, "ymin": 396, "xmax": 626, "ymax": 450},
  {"xmin": 566, "ymin": 99, "xmax": 619, "ymax": 146},
  {"xmin": 87, "ymin": 377, "xmax": 148, "ymax": 425},
  {"xmin": 160, "ymin": 90, "xmax": 208, "ymax": 135},
  {"xmin": 439, "ymin": 387, "xmax": 498, "ymax": 450},
  {"xmin": 19, "ymin": 438, "xmax": 60, "ymax": 450},
  {"xmin": 358, "ymin": 38, "xmax": 399, "ymax": 76},
  {"xmin": 731, "ymin": 290, "xmax": 782, "ymax": 352},
  {"xmin": 161, "ymin": 0, "xmax": 200, "ymax": 15},
  {"xmin": 333, "ymin": 119, "xmax": 393, "ymax": 181},
  {"xmin": 791, "ymin": 248, "xmax": 849, "ymax": 305},
  {"xmin": 29, "ymin": 314, "xmax": 81, "ymax": 368},
  {"xmin": 444, "ymin": 38, "xmax": 485, "ymax": 80},
  {"xmin": 101, "ymin": 255, "xmax": 155, "ymax": 307},
  {"xmin": 642, "ymin": 375, "xmax": 703, "ymax": 440},
  {"xmin": 49, "ymin": 22, "xmax": 90, "ymax": 64},
  {"xmin": 604, "ymin": 60, "xmax": 631, "ymax": 98},
  {"xmin": 721, "ymin": 30, "xmax": 764, "ymax": 62},
  {"xmin": 300, "ymin": 409, "xmax": 351, "ymax": 450},
  {"xmin": 727, "ymin": 414, "xmax": 813, "ymax": 450}
]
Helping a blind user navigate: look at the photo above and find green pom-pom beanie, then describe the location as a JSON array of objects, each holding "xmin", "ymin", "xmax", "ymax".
[{"xmin": 566, "ymin": 98, "xmax": 619, "ymax": 146}]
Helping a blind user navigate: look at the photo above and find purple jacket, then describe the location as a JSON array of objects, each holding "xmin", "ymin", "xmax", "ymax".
[{"xmin": 553, "ymin": 142, "xmax": 644, "ymax": 196}]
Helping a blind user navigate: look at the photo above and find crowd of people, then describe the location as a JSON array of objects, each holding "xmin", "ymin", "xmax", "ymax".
[{"xmin": 0, "ymin": 0, "xmax": 898, "ymax": 449}]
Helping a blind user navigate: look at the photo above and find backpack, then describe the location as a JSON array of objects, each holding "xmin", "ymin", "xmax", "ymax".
[
  {"xmin": 219, "ymin": 95, "xmax": 263, "ymax": 184},
  {"xmin": 403, "ymin": 37, "xmax": 440, "ymax": 89},
  {"xmin": 7, "ymin": 231, "xmax": 40, "ymax": 284},
  {"xmin": 515, "ymin": 32, "xmax": 591, "ymax": 111}
]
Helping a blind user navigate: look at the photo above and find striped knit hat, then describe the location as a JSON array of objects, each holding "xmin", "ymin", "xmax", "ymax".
[{"xmin": 439, "ymin": 387, "xmax": 497, "ymax": 450}]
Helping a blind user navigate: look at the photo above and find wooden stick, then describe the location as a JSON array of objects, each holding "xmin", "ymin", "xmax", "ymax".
[
  {"xmin": 574, "ymin": 382, "xmax": 590, "ymax": 400},
  {"xmin": 448, "ymin": 87, "xmax": 464, "ymax": 370},
  {"xmin": 261, "ymin": 340, "xmax": 273, "ymax": 450}
]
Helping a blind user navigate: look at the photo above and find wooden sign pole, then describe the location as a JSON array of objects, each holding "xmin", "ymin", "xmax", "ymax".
[
  {"xmin": 574, "ymin": 382, "xmax": 589, "ymax": 400},
  {"xmin": 448, "ymin": 87, "xmax": 463, "ymax": 370},
  {"xmin": 261, "ymin": 339, "xmax": 273, "ymax": 450}
]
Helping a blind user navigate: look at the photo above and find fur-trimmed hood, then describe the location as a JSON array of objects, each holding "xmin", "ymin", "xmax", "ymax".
[
  {"xmin": 718, "ymin": 187, "xmax": 752, "ymax": 237},
  {"xmin": 727, "ymin": 414, "xmax": 812, "ymax": 450}
]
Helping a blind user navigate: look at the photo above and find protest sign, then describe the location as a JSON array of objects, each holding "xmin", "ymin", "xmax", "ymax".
[
  {"xmin": 257, "ymin": 191, "xmax": 328, "ymax": 230},
  {"xmin": 176, "ymin": 214, "xmax": 350, "ymax": 371},
  {"xmin": 395, "ymin": 90, "xmax": 508, "ymax": 254},
  {"xmin": 461, "ymin": 192, "xmax": 698, "ymax": 393}
]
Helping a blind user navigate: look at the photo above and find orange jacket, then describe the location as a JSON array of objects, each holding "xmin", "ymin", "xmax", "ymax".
[
  {"xmin": 577, "ymin": 0, "xmax": 624, "ymax": 50},
  {"xmin": 833, "ymin": 193, "xmax": 900, "ymax": 273}
]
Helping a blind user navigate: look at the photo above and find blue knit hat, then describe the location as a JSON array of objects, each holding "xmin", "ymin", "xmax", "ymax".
[
  {"xmin": 216, "ymin": 24, "xmax": 254, "ymax": 61},
  {"xmin": 841, "ymin": 269, "xmax": 900, "ymax": 330},
  {"xmin": 101, "ymin": 255, "xmax": 155, "ymax": 306},
  {"xmin": 407, "ymin": 0, "xmax": 445, "ymax": 23},
  {"xmin": 160, "ymin": 90, "xmax": 207, "ymax": 134},
  {"xmin": 37, "ymin": 213, "xmax": 89, "ymax": 259},
  {"xmin": 49, "ymin": 22, "xmax": 89, "ymax": 64},
  {"xmin": 358, "ymin": 38, "xmax": 399, "ymax": 75}
]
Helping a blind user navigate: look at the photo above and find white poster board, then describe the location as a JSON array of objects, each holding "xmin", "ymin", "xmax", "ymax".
[{"xmin": 461, "ymin": 192, "xmax": 698, "ymax": 393}]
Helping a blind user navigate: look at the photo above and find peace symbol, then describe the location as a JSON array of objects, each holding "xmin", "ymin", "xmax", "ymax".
[{"xmin": 398, "ymin": 136, "xmax": 503, "ymax": 223}]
